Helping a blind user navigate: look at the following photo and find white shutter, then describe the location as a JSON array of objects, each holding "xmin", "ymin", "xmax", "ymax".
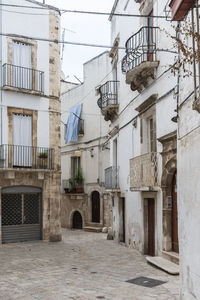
[
  {"xmin": 12, "ymin": 42, "xmax": 32, "ymax": 89},
  {"xmin": 13, "ymin": 114, "xmax": 32, "ymax": 166}
]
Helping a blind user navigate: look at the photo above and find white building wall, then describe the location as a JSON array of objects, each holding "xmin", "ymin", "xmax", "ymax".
[
  {"xmin": 61, "ymin": 52, "xmax": 111, "ymax": 192},
  {"xmin": 1, "ymin": 0, "xmax": 53, "ymax": 148},
  {"xmin": 109, "ymin": 0, "xmax": 177, "ymax": 254}
]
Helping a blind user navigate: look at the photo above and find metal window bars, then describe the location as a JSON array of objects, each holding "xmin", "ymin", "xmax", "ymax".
[
  {"xmin": 2, "ymin": 63, "xmax": 44, "ymax": 93},
  {"xmin": 121, "ymin": 26, "xmax": 159, "ymax": 74},
  {"xmin": 0, "ymin": 144, "xmax": 54, "ymax": 169},
  {"xmin": 97, "ymin": 81, "xmax": 118, "ymax": 109}
]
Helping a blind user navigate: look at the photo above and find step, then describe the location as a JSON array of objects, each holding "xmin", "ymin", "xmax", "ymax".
[
  {"xmin": 146, "ymin": 256, "xmax": 179, "ymax": 275},
  {"xmin": 83, "ymin": 226, "xmax": 103, "ymax": 233},
  {"xmin": 162, "ymin": 250, "xmax": 179, "ymax": 265}
]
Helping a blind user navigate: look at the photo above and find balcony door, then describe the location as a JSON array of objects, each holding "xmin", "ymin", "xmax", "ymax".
[
  {"xmin": 12, "ymin": 41, "xmax": 32, "ymax": 89},
  {"xmin": 147, "ymin": 10, "xmax": 153, "ymax": 62},
  {"xmin": 13, "ymin": 114, "xmax": 32, "ymax": 167}
]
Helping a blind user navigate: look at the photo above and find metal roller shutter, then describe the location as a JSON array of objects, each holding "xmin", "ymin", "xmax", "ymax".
[{"xmin": 2, "ymin": 192, "xmax": 42, "ymax": 243}]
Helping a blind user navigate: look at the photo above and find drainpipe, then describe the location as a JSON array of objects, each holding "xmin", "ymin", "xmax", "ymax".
[
  {"xmin": 0, "ymin": 0, "xmax": 3, "ymax": 145},
  {"xmin": 191, "ymin": 7, "xmax": 197, "ymax": 102},
  {"xmin": 195, "ymin": 0, "xmax": 200, "ymax": 97}
]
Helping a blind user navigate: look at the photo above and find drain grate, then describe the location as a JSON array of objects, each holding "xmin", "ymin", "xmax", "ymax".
[{"xmin": 126, "ymin": 276, "xmax": 167, "ymax": 288}]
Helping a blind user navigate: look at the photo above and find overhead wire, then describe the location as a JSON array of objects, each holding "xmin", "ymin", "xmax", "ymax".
[{"xmin": 0, "ymin": 3, "xmax": 168, "ymax": 19}]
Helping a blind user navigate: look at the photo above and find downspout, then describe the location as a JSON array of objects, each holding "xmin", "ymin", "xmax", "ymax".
[
  {"xmin": 195, "ymin": 0, "xmax": 200, "ymax": 97},
  {"xmin": 191, "ymin": 7, "xmax": 197, "ymax": 103},
  {"xmin": 0, "ymin": 0, "xmax": 2, "ymax": 145}
]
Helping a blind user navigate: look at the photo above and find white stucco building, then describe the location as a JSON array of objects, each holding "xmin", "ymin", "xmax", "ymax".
[
  {"xmin": 97, "ymin": 0, "xmax": 179, "ymax": 267},
  {"xmin": 0, "ymin": 0, "xmax": 62, "ymax": 243},
  {"xmin": 167, "ymin": 0, "xmax": 200, "ymax": 298},
  {"xmin": 61, "ymin": 52, "xmax": 112, "ymax": 231}
]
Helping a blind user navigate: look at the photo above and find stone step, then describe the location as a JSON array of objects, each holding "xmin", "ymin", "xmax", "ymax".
[
  {"xmin": 83, "ymin": 226, "xmax": 103, "ymax": 233},
  {"xmin": 162, "ymin": 251, "xmax": 179, "ymax": 265},
  {"xmin": 146, "ymin": 256, "xmax": 179, "ymax": 275}
]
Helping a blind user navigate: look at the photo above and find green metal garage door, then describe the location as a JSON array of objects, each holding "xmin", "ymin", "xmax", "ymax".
[{"xmin": 1, "ymin": 187, "xmax": 42, "ymax": 243}]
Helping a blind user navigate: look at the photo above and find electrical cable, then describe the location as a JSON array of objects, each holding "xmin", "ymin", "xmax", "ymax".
[
  {"xmin": 0, "ymin": 3, "xmax": 168, "ymax": 19},
  {"xmin": 0, "ymin": 32, "xmax": 125, "ymax": 49}
]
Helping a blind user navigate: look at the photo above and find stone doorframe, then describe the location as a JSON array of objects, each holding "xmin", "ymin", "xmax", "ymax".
[{"xmin": 158, "ymin": 131, "xmax": 177, "ymax": 252}]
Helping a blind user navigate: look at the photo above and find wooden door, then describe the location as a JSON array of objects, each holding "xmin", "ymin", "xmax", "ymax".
[
  {"xmin": 72, "ymin": 211, "xmax": 82, "ymax": 229},
  {"xmin": 148, "ymin": 198, "xmax": 155, "ymax": 256},
  {"xmin": 119, "ymin": 197, "xmax": 125, "ymax": 243},
  {"xmin": 172, "ymin": 171, "xmax": 179, "ymax": 252},
  {"xmin": 92, "ymin": 191, "xmax": 100, "ymax": 223}
]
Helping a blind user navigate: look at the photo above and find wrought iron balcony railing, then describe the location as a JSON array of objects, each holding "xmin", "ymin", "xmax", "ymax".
[
  {"xmin": 0, "ymin": 145, "xmax": 54, "ymax": 170},
  {"xmin": 97, "ymin": 81, "xmax": 118, "ymax": 109},
  {"xmin": 105, "ymin": 166, "xmax": 119, "ymax": 190},
  {"xmin": 130, "ymin": 152, "xmax": 158, "ymax": 190},
  {"xmin": 2, "ymin": 63, "xmax": 44, "ymax": 93},
  {"xmin": 122, "ymin": 26, "xmax": 159, "ymax": 73}
]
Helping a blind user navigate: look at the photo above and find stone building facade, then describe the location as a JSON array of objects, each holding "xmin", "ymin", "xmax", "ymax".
[{"xmin": 0, "ymin": 0, "xmax": 61, "ymax": 243}]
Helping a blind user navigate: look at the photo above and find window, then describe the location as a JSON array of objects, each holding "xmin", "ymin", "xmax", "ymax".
[
  {"xmin": 71, "ymin": 156, "xmax": 81, "ymax": 178},
  {"xmin": 148, "ymin": 118, "xmax": 154, "ymax": 152},
  {"xmin": 13, "ymin": 114, "xmax": 32, "ymax": 166},
  {"xmin": 12, "ymin": 41, "xmax": 32, "ymax": 89}
]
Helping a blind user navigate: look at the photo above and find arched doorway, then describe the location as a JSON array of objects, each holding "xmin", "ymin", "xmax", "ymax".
[
  {"xmin": 91, "ymin": 191, "xmax": 100, "ymax": 223},
  {"xmin": 72, "ymin": 211, "xmax": 82, "ymax": 229},
  {"xmin": 172, "ymin": 171, "xmax": 179, "ymax": 252}
]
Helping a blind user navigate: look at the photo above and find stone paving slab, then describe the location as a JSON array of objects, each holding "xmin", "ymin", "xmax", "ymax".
[{"xmin": 0, "ymin": 229, "xmax": 180, "ymax": 300}]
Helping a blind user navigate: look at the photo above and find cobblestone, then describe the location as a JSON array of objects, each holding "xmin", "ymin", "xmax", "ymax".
[{"xmin": 0, "ymin": 229, "xmax": 180, "ymax": 300}]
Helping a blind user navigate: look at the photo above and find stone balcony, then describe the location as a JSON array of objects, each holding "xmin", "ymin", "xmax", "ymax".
[
  {"xmin": 97, "ymin": 81, "xmax": 118, "ymax": 121},
  {"xmin": 130, "ymin": 152, "xmax": 159, "ymax": 191},
  {"xmin": 122, "ymin": 26, "xmax": 159, "ymax": 93}
]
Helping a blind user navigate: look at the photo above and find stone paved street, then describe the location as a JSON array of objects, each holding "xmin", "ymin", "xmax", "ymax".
[{"xmin": 0, "ymin": 229, "xmax": 180, "ymax": 300}]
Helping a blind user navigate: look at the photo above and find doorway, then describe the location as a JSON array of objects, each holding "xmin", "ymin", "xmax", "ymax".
[
  {"xmin": 144, "ymin": 198, "xmax": 155, "ymax": 256},
  {"xmin": 119, "ymin": 197, "xmax": 125, "ymax": 243},
  {"xmin": 91, "ymin": 191, "xmax": 100, "ymax": 223},
  {"xmin": 72, "ymin": 211, "xmax": 82, "ymax": 229},
  {"xmin": 172, "ymin": 171, "xmax": 178, "ymax": 252}
]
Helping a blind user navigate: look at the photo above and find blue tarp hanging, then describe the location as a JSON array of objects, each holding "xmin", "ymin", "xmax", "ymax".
[{"xmin": 65, "ymin": 103, "xmax": 82, "ymax": 143}]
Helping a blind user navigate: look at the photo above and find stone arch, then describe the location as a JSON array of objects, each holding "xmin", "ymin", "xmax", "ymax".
[
  {"xmin": 161, "ymin": 157, "xmax": 177, "ymax": 252},
  {"xmin": 69, "ymin": 209, "xmax": 84, "ymax": 229}
]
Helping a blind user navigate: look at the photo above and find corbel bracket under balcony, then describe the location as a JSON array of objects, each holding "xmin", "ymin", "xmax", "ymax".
[{"xmin": 126, "ymin": 61, "xmax": 159, "ymax": 93}]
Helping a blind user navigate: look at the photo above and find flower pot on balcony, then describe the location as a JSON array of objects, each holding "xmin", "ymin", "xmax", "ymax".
[
  {"xmin": 76, "ymin": 186, "xmax": 84, "ymax": 193},
  {"xmin": 38, "ymin": 152, "xmax": 48, "ymax": 169}
]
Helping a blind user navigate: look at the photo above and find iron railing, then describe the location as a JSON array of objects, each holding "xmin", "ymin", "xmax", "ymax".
[
  {"xmin": 2, "ymin": 63, "xmax": 44, "ymax": 93},
  {"xmin": 78, "ymin": 119, "xmax": 84, "ymax": 135},
  {"xmin": 97, "ymin": 81, "xmax": 118, "ymax": 109},
  {"xmin": 122, "ymin": 26, "xmax": 159, "ymax": 73},
  {"xmin": 130, "ymin": 152, "xmax": 158, "ymax": 189},
  {"xmin": 105, "ymin": 166, "xmax": 119, "ymax": 190},
  {"xmin": 0, "ymin": 144, "xmax": 54, "ymax": 169}
]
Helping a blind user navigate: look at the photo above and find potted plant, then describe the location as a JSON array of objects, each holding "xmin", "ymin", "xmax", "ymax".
[
  {"xmin": 69, "ymin": 178, "xmax": 77, "ymax": 193},
  {"xmin": 74, "ymin": 168, "xmax": 84, "ymax": 193},
  {"xmin": 38, "ymin": 151, "xmax": 48, "ymax": 159}
]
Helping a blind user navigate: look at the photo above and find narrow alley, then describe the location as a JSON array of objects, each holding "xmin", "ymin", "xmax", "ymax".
[{"xmin": 0, "ymin": 230, "xmax": 179, "ymax": 300}]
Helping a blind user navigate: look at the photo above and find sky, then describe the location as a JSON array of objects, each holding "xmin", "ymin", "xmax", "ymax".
[{"xmin": 38, "ymin": 0, "xmax": 115, "ymax": 83}]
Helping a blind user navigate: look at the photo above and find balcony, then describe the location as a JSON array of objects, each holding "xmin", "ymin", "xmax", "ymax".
[
  {"xmin": 2, "ymin": 64, "xmax": 44, "ymax": 94},
  {"xmin": 122, "ymin": 26, "xmax": 159, "ymax": 93},
  {"xmin": 168, "ymin": 0, "xmax": 195, "ymax": 21},
  {"xmin": 0, "ymin": 145, "xmax": 54, "ymax": 170},
  {"xmin": 130, "ymin": 152, "xmax": 158, "ymax": 191},
  {"xmin": 78, "ymin": 119, "xmax": 84, "ymax": 136},
  {"xmin": 105, "ymin": 166, "xmax": 119, "ymax": 190},
  {"xmin": 97, "ymin": 81, "xmax": 118, "ymax": 121}
]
